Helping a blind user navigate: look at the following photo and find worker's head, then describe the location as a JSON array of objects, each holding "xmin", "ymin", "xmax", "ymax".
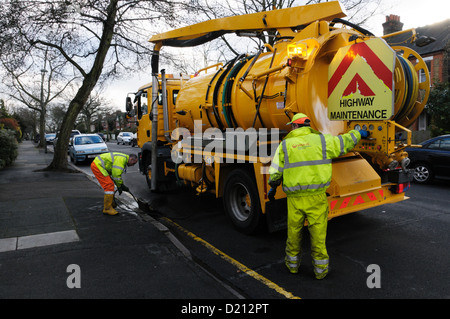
[
  {"xmin": 287, "ymin": 113, "xmax": 310, "ymax": 130},
  {"xmin": 128, "ymin": 154, "xmax": 138, "ymax": 166}
]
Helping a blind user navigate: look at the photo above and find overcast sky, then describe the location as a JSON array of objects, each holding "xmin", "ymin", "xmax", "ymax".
[{"xmin": 368, "ymin": 0, "xmax": 449, "ymax": 36}]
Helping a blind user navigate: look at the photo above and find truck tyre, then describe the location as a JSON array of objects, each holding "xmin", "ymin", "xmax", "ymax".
[
  {"xmin": 143, "ymin": 152, "xmax": 152, "ymax": 190},
  {"xmin": 223, "ymin": 168, "xmax": 264, "ymax": 234}
]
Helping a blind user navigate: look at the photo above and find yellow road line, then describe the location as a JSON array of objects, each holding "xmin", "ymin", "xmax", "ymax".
[{"xmin": 163, "ymin": 218, "xmax": 300, "ymax": 299}]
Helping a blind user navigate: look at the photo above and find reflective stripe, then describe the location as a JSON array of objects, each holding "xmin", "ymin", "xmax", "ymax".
[
  {"xmin": 96, "ymin": 153, "xmax": 127, "ymax": 172},
  {"xmin": 282, "ymin": 140, "xmax": 289, "ymax": 165},
  {"xmin": 285, "ymin": 158, "xmax": 331, "ymax": 169},
  {"xmin": 283, "ymin": 181, "xmax": 331, "ymax": 193},
  {"xmin": 285, "ymin": 254, "xmax": 300, "ymax": 272},
  {"xmin": 96, "ymin": 155, "xmax": 106, "ymax": 169},
  {"xmin": 104, "ymin": 191, "xmax": 114, "ymax": 195},
  {"xmin": 320, "ymin": 134, "xmax": 327, "ymax": 160},
  {"xmin": 270, "ymin": 162, "xmax": 283, "ymax": 173},
  {"xmin": 313, "ymin": 258, "xmax": 329, "ymax": 265},
  {"xmin": 350, "ymin": 132, "xmax": 358, "ymax": 145},
  {"xmin": 314, "ymin": 266, "xmax": 328, "ymax": 274},
  {"xmin": 111, "ymin": 177, "xmax": 121, "ymax": 181},
  {"xmin": 313, "ymin": 259, "xmax": 329, "ymax": 275},
  {"xmin": 112, "ymin": 152, "xmax": 127, "ymax": 159},
  {"xmin": 338, "ymin": 135, "xmax": 344, "ymax": 157},
  {"xmin": 283, "ymin": 134, "xmax": 331, "ymax": 169},
  {"xmin": 286, "ymin": 254, "xmax": 300, "ymax": 262}
]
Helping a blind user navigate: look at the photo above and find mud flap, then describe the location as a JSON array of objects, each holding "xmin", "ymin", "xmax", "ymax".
[{"xmin": 265, "ymin": 198, "xmax": 287, "ymax": 233}]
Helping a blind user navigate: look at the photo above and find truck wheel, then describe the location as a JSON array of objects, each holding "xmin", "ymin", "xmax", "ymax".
[
  {"xmin": 143, "ymin": 153, "xmax": 152, "ymax": 189},
  {"xmin": 223, "ymin": 169, "xmax": 264, "ymax": 234}
]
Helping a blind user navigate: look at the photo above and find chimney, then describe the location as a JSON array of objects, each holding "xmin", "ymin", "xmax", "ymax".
[{"xmin": 382, "ymin": 14, "xmax": 403, "ymax": 35}]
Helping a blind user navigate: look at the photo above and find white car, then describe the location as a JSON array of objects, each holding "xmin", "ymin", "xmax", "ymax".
[
  {"xmin": 69, "ymin": 134, "xmax": 108, "ymax": 164},
  {"xmin": 117, "ymin": 132, "xmax": 133, "ymax": 145},
  {"xmin": 45, "ymin": 133, "xmax": 56, "ymax": 144}
]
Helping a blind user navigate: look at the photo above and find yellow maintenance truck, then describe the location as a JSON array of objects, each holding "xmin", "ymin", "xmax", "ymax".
[{"xmin": 126, "ymin": 2, "xmax": 431, "ymax": 233}]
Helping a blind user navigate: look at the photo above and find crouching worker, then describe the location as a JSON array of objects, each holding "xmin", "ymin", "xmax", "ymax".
[{"xmin": 90, "ymin": 152, "xmax": 138, "ymax": 215}]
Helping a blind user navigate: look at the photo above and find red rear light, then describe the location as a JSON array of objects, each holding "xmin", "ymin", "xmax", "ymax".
[{"xmin": 393, "ymin": 182, "xmax": 410, "ymax": 194}]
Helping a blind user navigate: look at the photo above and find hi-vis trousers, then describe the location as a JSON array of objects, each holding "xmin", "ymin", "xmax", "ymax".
[
  {"xmin": 285, "ymin": 193, "xmax": 329, "ymax": 278},
  {"xmin": 91, "ymin": 161, "xmax": 115, "ymax": 195}
]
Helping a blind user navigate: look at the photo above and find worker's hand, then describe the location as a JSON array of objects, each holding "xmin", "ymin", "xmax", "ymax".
[
  {"xmin": 359, "ymin": 129, "xmax": 369, "ymax": 138},
  {"xmin": 121, "ymin": 184, "xmax": 130, "ymax": 193},
  {"xmin": 268, "ymin": 187, "xmax": 277, "ymax": 201}
]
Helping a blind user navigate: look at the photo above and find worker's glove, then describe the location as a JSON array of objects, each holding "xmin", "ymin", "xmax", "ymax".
[
  {"xmin": 118, "ymin": 184, "xmax": 129, "ymax": 194},
  {"xmin": 268, "ymin": 187, "xmax": 277, "ymax": 201},
  {"xmin": 359, "ymin": 129, "xmax": 369, "ymax": 138}
]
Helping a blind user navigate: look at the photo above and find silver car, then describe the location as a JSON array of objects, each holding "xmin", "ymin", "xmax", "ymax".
[
  {"xmin": 117, "ymin": 132, "xmax": 133, "ymax": 145},
  {"xmin": 69, "ymin": 134, "xmax": 108, "ymax": 164}
]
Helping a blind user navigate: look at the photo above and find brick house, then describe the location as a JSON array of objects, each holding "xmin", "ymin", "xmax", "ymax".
[{"xmin": 382, "ymin": 15, "xmax": 450, "ymax": 141}]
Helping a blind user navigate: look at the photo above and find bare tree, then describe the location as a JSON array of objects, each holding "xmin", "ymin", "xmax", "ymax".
[
  {"xmin": 0, "ymin": 0, "xmax": 185, "ymax": 170},
  {"xmin": 47, "ymin": 103, "xmax": 68, "ymax": 133},
  {"xmin": 1, "ymin": 49, "xmax": 75, "ymax": 147},
  {"xmin": 78, "ymin": 90, "xmax": 104, "ymax": 133}
]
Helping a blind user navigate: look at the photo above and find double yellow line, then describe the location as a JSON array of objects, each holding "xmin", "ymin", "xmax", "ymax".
[{"xmin": 163, "ymin": 218, "xmax": 300, "ymax": 299}]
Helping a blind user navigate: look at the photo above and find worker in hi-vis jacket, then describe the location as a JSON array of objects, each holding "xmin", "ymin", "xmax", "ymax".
[
  {"xmin": 91, "ymin": 152, "xmax": 138, "ymax": 216},
  {"xmin": 268, "ymin": 113, "xmax": 368, "ymax": 279}
]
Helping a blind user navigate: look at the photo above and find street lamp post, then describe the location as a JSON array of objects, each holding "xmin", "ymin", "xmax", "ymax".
[{"xmin": 41, "ymin": 68, "xmax": 48, "ymax": 153}]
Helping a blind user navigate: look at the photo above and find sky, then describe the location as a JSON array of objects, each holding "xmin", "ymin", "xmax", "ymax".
[
  {"xmin": 367, "ymin": 0, "xmax": 449, "ymax": 36},
  {"xmin": 106, "ymin": 0, "xmax": 450, "ymax": 111}
]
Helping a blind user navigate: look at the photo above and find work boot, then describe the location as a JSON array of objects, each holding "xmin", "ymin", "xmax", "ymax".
[
  {"xmin": 103, "ymin": 194, "xmax": 119, "ymax": 216},
  {"xmin": 315, "ymin": 270, "xmax": 328, "ymax": 280}
]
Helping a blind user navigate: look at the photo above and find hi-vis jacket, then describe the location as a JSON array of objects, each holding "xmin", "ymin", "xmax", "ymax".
[
  {"xmin": 93, "ymin": 152, "xmax": 129, "ymax": 187},
  {"xmin": 269, "ymin": 127, "xmax": 361, "ymax": 196}
]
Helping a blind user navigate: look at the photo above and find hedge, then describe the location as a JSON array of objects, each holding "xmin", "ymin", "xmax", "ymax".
[{"xmin": 0, "ymin": 129, "xmax": 18, "ymax": 169}]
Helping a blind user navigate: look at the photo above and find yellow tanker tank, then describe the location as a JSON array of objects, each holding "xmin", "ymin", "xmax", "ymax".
[{"xmin": 174, "ymin": 21, "xmax": 429, "ymax": 137}]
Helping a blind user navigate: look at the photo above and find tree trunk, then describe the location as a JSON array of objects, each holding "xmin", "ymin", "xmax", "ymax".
[
  {"xmin": 37, "ymin": 109, "xmax": 46, "ymax": 148},
  {"xmin": 45, "ymin": 0, "xmax": 118, "ymax": 170}
]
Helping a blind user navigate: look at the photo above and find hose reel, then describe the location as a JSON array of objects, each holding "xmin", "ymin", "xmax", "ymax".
[{"xmin": 392, "ymin": 46, "xmax": 430, "ymax": 129}]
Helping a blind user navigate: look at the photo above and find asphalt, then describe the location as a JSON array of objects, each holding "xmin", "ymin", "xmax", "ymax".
[{"xmin": 0, "ymin": 141, "xmax": 242, "ymax": 299}]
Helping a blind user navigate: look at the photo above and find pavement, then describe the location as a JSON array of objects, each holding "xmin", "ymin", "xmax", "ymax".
[{"xmin": 0, "ymin": 141, "xmax": 242, "ymax": 299}]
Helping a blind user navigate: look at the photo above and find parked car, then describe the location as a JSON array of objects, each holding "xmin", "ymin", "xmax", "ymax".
[
  {"xmin": 69, "ymin": 134, "xmax": 109, "ymax": 164},
  {"xmin": 117, "ymin": 132, "xmax": 133, "ymax": 145},
  {"xmin": 405, "ymin": 135, "xmax": 450, "ymax": 183},
  {"xmin": 96, "ymin": 133, "xmax": 106, "ymax": 141},
  {"xmin": 54, "ymin": 130, "xmax": 81, "ymax": 147},
  {"xmin": 45, "ymin": 133, "xmax": 56, "ymax": 144}
]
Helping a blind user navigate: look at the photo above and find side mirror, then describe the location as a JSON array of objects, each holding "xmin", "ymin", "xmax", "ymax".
[{"xmin": 125, "ymin": 97, "xmax": 133, "ymax": 112}]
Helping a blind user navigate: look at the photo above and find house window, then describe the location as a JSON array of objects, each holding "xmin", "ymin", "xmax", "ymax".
[
  {"xmin": 418, "ymin": 56, "xmax": 432, "ymax": 84},
  {"xmin": 418, "ymin": 112, "xmax": 427, "ymax": 131}
]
